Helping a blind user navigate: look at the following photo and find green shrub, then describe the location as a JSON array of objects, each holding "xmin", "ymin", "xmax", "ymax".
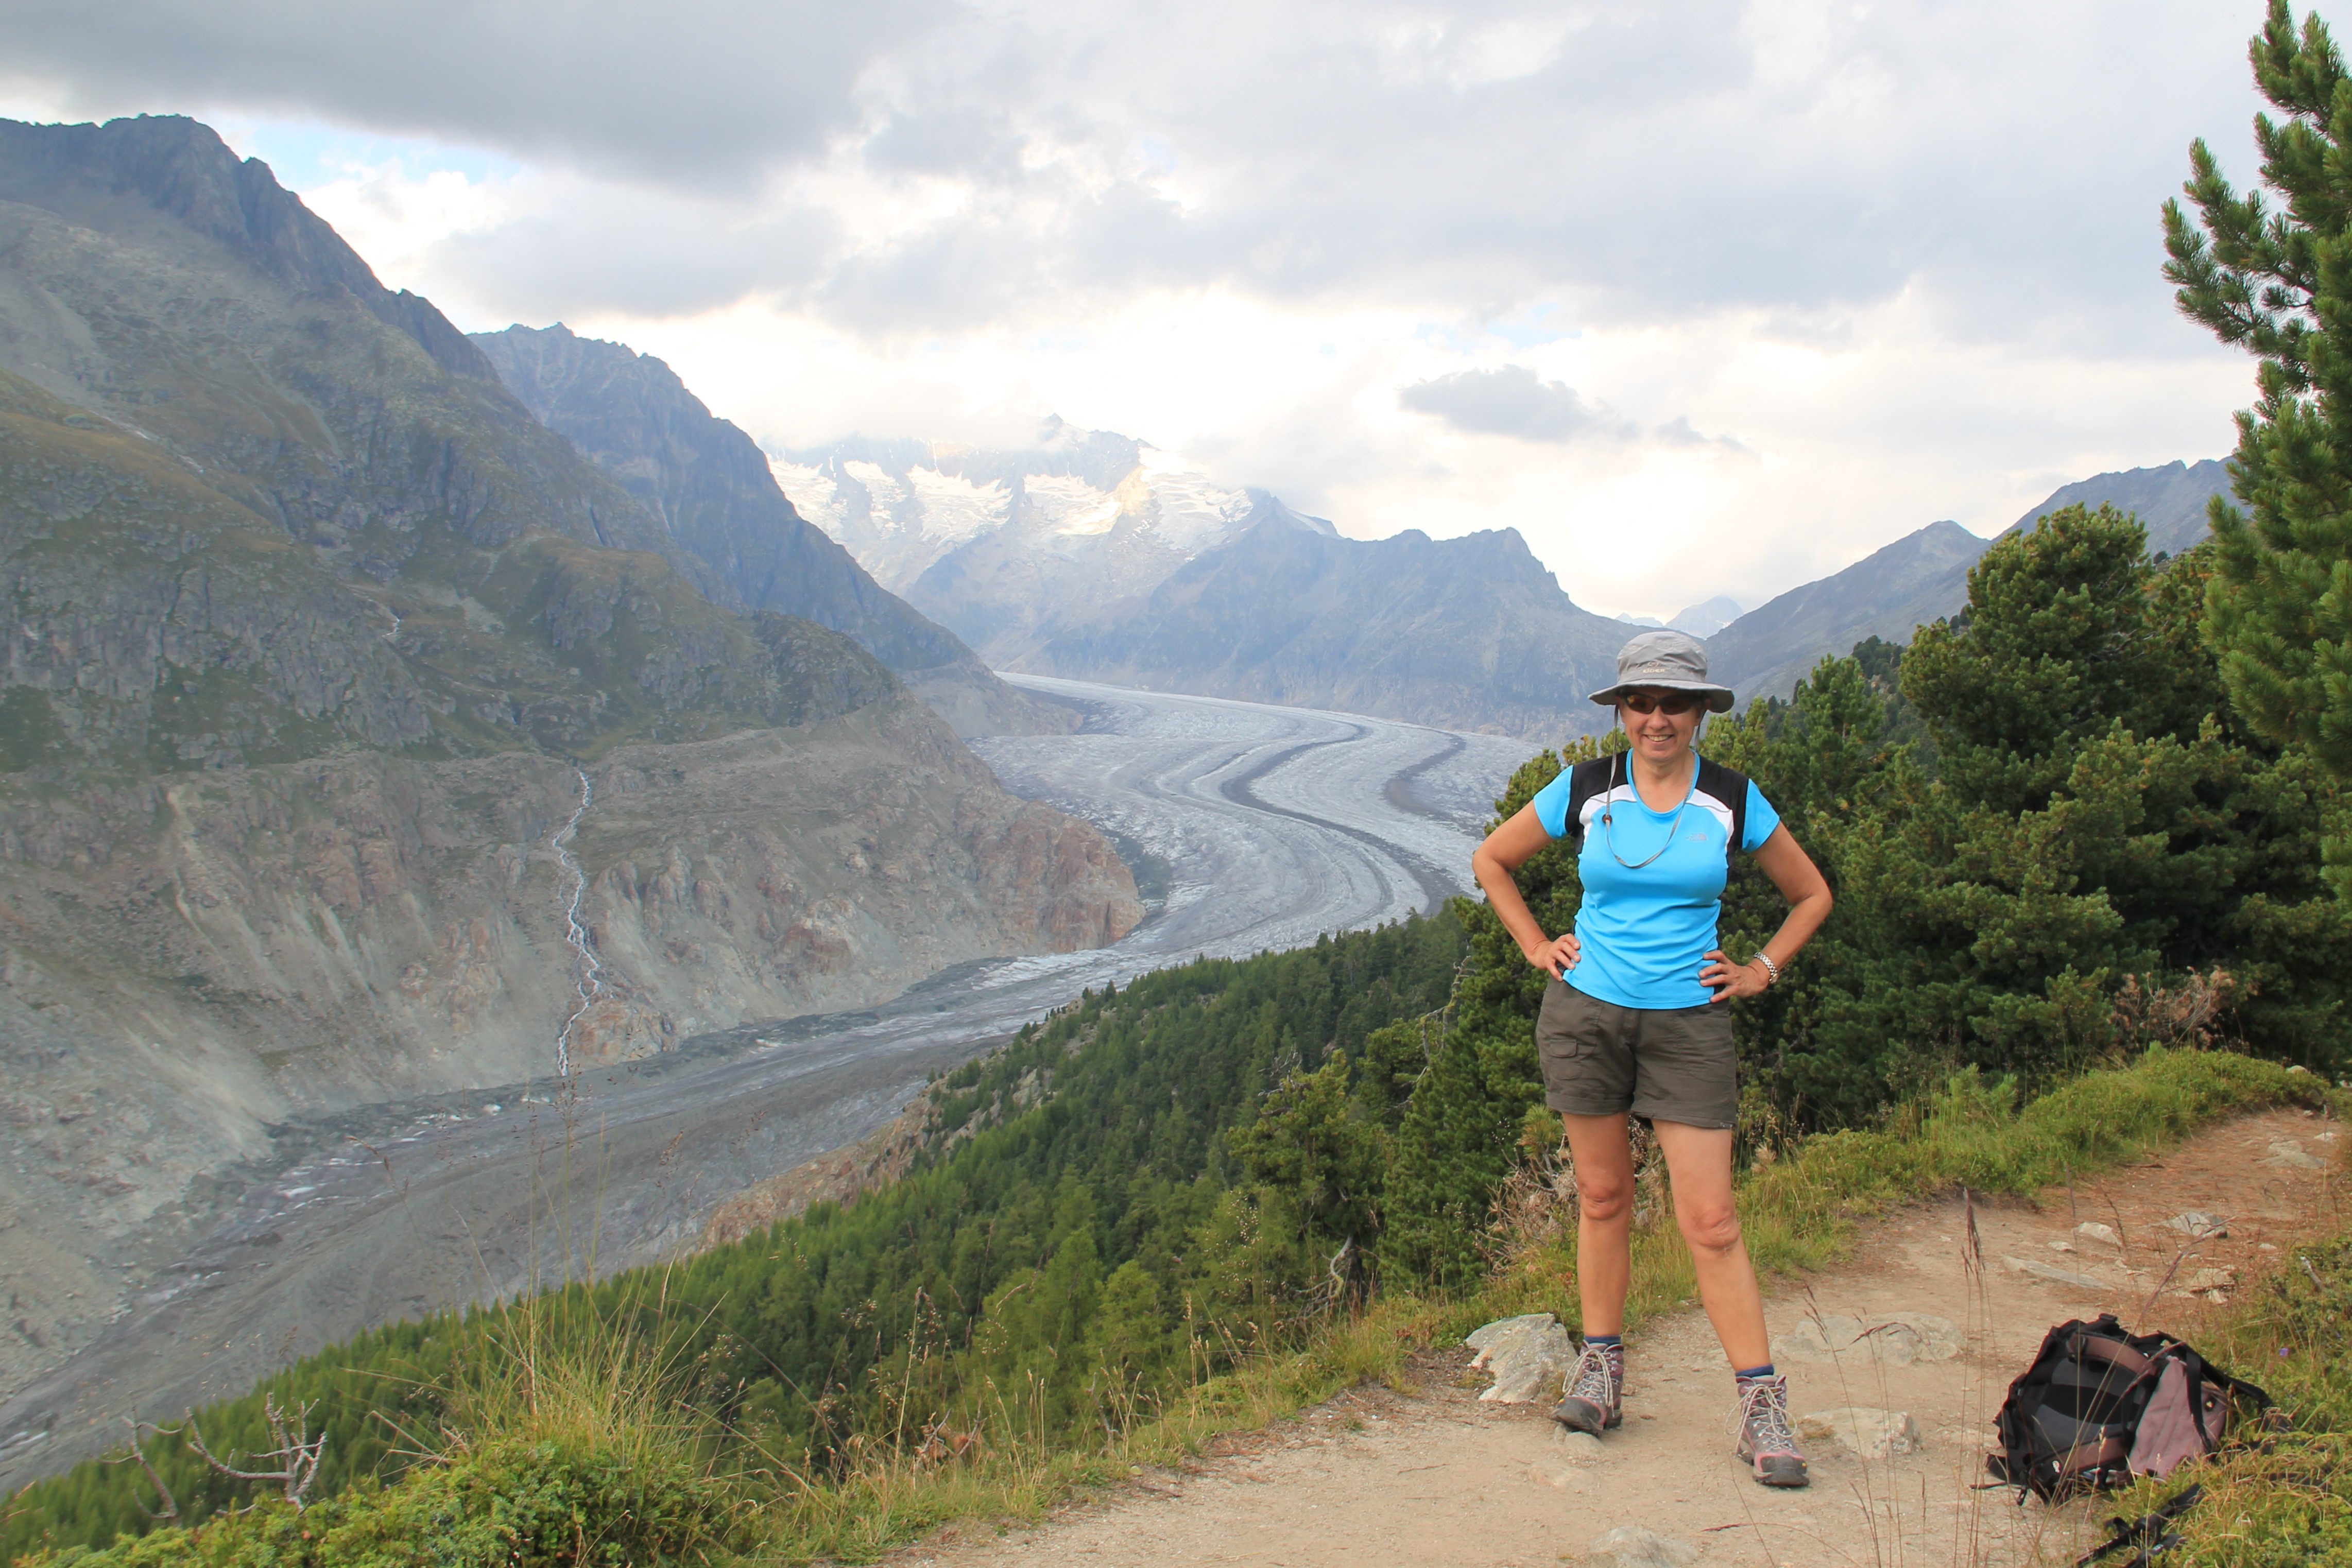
[{"xmin": 2111, "ymin": 1230, "xmax": 2352, "ymax": 1564}]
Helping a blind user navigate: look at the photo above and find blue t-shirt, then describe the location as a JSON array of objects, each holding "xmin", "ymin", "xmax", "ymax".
[{"xmin": 1530, "ymin": 755, "xmax": 1781, "ymax": 1010}]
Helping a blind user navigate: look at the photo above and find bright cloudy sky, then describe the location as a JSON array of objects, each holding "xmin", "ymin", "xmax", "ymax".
[{"xmin": 0, "ymin": 0, "xmax": 2320, "ymax": 618}]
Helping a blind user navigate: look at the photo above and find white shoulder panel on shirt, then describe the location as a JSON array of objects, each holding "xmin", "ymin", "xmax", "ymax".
[{"xmin": 1577, "ymin": 784, "xmax": 1735, "ymax": 843}]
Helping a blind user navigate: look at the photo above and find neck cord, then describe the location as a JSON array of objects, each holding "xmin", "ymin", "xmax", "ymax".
[{"xmin": 1602, "ymin": 744, "xmax": 1694, "ymax": 870}]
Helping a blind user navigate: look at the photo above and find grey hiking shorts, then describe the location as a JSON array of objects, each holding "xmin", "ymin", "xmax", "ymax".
[{"xmin": 1535, "ymin": 978, "xmax": 1739, "ymax": 1130}]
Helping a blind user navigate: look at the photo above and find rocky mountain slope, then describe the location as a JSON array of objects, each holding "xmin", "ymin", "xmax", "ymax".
[
  {"xmin": 2011, "ymin": 457, "xmax": 2228, "ymax": 557},
  {"xmin": 1022, "ymin": 504, "xmax": 1628, "ymax": 738},
  {"xmin": 1705, "ymin": 461, "xmax": 2230, "ymax": 703},
  {"xmin": 1703, "ymin": 520, "xmax": 1995, "ymax": 703},
  {"xmin": 0, "ymin": 114, "xmax": 1137, "ymax": 1401},
  {"xmin": 471, "ymin": 325, "xmax": 1069, "ymax": 737},
  {"xmin": 772, "ymin": 422, "xmax": 1270, "ymax": 666}
]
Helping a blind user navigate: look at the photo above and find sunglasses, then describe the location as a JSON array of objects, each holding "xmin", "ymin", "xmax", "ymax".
[{"xmin": 1619, "ymin": 691, "xmax": 1703, "ymax": 716}]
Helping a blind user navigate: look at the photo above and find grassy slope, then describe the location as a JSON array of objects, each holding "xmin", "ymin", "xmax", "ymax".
[{"xmin": 10, "ymin": 1047, "xmax": 2331, "ymax": 1566}]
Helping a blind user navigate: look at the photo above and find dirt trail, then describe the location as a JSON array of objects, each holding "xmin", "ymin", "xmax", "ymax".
[{"xmin": 900, "ymin": 1107, "xmax": 2343, "ymax": 1568}]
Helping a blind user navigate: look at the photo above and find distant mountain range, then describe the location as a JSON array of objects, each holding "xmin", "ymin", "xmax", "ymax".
[
  {"xmin": 776, "ymin": 432, "xmax": 1631, "ymax": 736},
  {"xmin": 1706, "ymin": 458, "xmax": 2232, "ymax": 701},
  {"xmin": 0, "ymin": 114, "xmax": 1137, "ymax": 1397},
  {"xmin": 781, "ymin": 428, "xmax": 2233, "ymax": 725},
  {"xmin": 1617, "ymin": 595, "xmax": 1745, "ymax": 638}
]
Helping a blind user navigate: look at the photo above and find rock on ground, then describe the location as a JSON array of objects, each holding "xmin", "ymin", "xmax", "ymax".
[
  {"xmin": 1778, "ymin": 1311, "xmax": 1963, "ymax": 1364},
  {"xmin": 1797, "ymin": 1406, "xmax": 1924, "ymax": 1457},
  {"xmin": 1587, "ymin": 1523, "xmax": 1701, "ymax": 1567},
  {"xmin": 1465, "ymin": 1313, "xmax": 1572, "ymax": 1404},
  {"xmin": 2005, "ymin": 1255, "xmax": 2116, "ymax": 1291},
  {"xmin": 2165, "ymin": 1211, "xmax": 2229, "ymax": 1238}
]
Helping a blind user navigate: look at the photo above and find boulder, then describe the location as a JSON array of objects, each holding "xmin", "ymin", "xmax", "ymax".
[
  {"xmin": 1797, "ymin": 1406, "xmax": 1924, "ymax": 1457},
  {"xmin": 2265, "ymin": 1141, "xmax": 2329, "ymax": 1171},
  {"xmin": 2164, "ymin": 1212, "xmax": 2229, "ymax": 1239},
  {"xmin": 1587, "ymin": 1524, "xmax": 1701, "ymax": 1567},
  {"xmin": 2075, "ymin": 1221, "xmax": 2122, "ymax": 1247},
  {"xmin": 1465, "ymin": 1313, "xmax": 1573, "ymax": 1404},
  {"xmin": 1779, "ymin": 1312, "xmax": 1963, "ymax": 1364},
  {"xmin": 1549, "ymin": 1427, "xmax": 1607, "ymax": 1461}
]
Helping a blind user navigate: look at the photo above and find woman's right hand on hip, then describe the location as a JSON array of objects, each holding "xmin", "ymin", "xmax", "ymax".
[{"xmin": 1524, "ymin": 932, "xmax": 1580, "ymax": 979}]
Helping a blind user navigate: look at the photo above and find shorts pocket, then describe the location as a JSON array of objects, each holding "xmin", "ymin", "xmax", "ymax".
[{"xmin": 1535, "ymin": 979, "xmax": 1593, "ymax": 1060}]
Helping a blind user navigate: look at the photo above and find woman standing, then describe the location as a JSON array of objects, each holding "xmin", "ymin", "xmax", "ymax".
[{"xmin": 1470, "ymin": 630, "xmax": 1832, "ymax": 1488}]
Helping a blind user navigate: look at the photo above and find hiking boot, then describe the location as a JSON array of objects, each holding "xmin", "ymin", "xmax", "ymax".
[
  {"xmin": 1551, "ymin": 1340, "xmax": 1624, "ymax": 1435},
  {"xmin": 1732, "ymin": 1373, "xmax": 1809, "ymax": 1487}
]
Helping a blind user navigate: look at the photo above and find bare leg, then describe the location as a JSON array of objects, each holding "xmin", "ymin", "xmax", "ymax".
[
  {"xmin": 1559, "ymin": 1112, "xmax": 1636, "ymax": 1335},
  {"xmin": 1652, "ymin": 1119, "xmax": 1770, "ymax": 1369}
]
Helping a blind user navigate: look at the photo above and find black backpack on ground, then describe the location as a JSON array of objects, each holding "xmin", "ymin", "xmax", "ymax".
[{"xmin": 1986, "ymin": 1314, "xmax": 2273, "ymax": 1500}]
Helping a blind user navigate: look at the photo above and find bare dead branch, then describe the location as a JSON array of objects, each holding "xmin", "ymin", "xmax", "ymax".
[
  {"xmin": 183, "ymin": 1393, "xmax": 328, "ymax": 1510},
  {"xmin": 101, "ymin": 1418, "xmax": 181, "ymax": 1524}
]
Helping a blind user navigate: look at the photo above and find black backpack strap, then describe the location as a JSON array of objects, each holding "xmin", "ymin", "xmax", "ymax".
[
  {"xmin": 2165, "ymin": 1341, "xmax": 2278, "ymax": 1421},
  {"xmin": 1693, "ymin": 757, "xmax": 1750, "ymax": 857},
  {"xmin": 2075, "ymin": 1483, "xmax": 2204, "ymax": 1567},
  {"xmin": 2214, "ymin": 1369, "xmax": 2276, "ymax": 1413},
  {"xmin": 1561, "ymin": 756, "xmax": 1617, "ymax": 849}
]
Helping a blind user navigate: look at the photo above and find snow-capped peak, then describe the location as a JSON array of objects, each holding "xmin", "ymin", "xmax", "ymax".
[{"xmin": 766, "ymin": 422, "xmax": 1258, "ymax": 594}]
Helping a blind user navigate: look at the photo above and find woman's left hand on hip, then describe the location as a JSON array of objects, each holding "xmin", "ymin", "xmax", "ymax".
[{"xmin": 1699, "ymin": 950, "xmax": 1770, "ymax": 1002}]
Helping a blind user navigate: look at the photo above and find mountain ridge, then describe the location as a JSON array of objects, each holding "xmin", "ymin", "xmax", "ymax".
[
  {"xmin": 2007, "ymin": 457, "xmax": 2229, "ymax": 556},
  {"xmin": 1702, "ymin": 460, "xmax": 2233, "ymax": 704},
  {"xmin": 1023, "ymin": 505, "xmax": 1627, "ymax": 737},
  {"xmin": 796, "ymin": 433, "xmax": 2239, "ymax": 728},
  {"xmin": 471, "ymin": 324, "xmax": 1071, "ymax": 737},
  {"xmin": 1703, "ymin": 519, "xmax": 1995, "ymax": 703}
]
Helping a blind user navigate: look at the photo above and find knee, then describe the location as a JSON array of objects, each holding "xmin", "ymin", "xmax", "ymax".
[
  {"xmin": 1577, "ymin": 1179, "xmax": 1632, "ymax": 1225},
  {"xmin": 1677, "ymin": 1203, "xmax": 1742, "ymax": 1256}
]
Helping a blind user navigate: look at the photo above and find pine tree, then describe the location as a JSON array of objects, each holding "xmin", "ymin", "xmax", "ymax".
[{"xmin": 2163, "ymin": 0, "xmax": 2352, "ymax": 886}]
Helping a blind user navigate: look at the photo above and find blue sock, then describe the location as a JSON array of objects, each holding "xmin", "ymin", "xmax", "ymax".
[
  {"xmin": 1735, "ymin": 1362, "xmax": 1775, "ymax": 1381},
  {"xmin": 1584, "ymin": 1333, "xmax": 1623, "ymax": 1349}
]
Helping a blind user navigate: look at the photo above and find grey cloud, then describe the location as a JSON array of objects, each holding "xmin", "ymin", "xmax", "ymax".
[
  {"xmin": 3, "ymin": 0, "xmax": 2280, "ymax": 351},
  {"xmin": 789, "ymin": 0, "xmax": 2259, "ymax": 343},
  {"xmin": 1399, "ymin": 367, "xmax": 1744, "ymax": 452},
  {"xmin": 1655, "ymin": 416, "xmax": 1749, "ymax": 455},
  {"xmin": 434, "ymin": 186, "xmax": 839, "ymax": 320},
  {"xmin": 1400, "ymin": 365, "xmax": 1615, "ymax": 442},
  {"xmin": 0, "ymin": 0, "xmax": 943, "ymax": 187},
  {"xmin": 861, "ymin": 106, "xmax": 1026, "ymax": 181}
]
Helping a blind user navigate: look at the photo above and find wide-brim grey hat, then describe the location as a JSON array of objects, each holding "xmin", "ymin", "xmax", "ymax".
[{"xmin": 1588, "ymin": 629, "xmax": 1736, "ymax": 712}]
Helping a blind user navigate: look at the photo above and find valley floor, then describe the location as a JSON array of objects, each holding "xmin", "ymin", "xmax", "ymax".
[{"xmin": 897, "ymin": 1108, "xmax": 2344, "ymax": 1568}]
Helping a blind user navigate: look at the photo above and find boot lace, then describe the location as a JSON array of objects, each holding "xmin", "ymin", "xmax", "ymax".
[
  {"xmin": 1733, "ymin": 1376, "xmax": 1798, "ymax": 1454},
  {"xmin": 1566, "ymin": 1342, "xmax": 1621, "ymax": 1407}
]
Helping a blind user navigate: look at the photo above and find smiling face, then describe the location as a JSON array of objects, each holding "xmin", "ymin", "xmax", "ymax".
[{"xmin": 1617, "ymin": 686, "xmax": 1705, "ymax": 763}]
